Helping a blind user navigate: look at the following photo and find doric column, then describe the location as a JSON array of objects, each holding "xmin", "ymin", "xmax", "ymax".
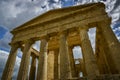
[
  {"xmin": 98, "ymin": 20, "xmax": 120, "ymax": 73},
  {"xmin": 100, "ymin": 34, "xmax": 118, "ymax": 74},
  {"xmin": 47, "ymin": 51, "xmax": 54, "ymax": 80},
  {"xmin": 37, "ymin": 39, "xmax": 48, "ymax": 80},
  {"xmin": 59, "ymin": 31, "xmax": 71, "ymax": 79},
  {"xmin": 17, "ymin": 40, "xmax": 34, "ymax": 80},
  {"xmin": 95, "ymin": 29, "xmax": 111, "ymax": 74},
  {"xmin": 79, "ymin": 28, "xmax": 99, "ymax": 79},
  {"xmin": 1, "ymin": 43, "xmax": 19, "ymax": 80},
  {"xmin": 54, "ymin": 49, "xmax": 59, "ymax": 79},
  {"xmin": 68, "ymin": 47, "xmax": 77, "ymax": 77},
  {"xmin": 29, "ymin": 55, "xmax": 36, "ymax": 80}
]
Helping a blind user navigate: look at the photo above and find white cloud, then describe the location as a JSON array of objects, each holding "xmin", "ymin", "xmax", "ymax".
[
  {"xmin": 0, "ymin": 0, "xmax": 61, "ymax": 30},
  {"xmin": 104, "ymin": 0, "xmax": 116, "ymax": 12},
  {"xmin": 118, "ymin": 27, "xmax": 120, "ymax": 31},
  {"xmin": 88, "ymin": 28, "xmax": 96, "ymax": 52},
  {"xmin": 111, "ymin": 12, "xmax": 120, "ymax": 23},
  {"xmin": 0, "ymin": 1, "xmax": 24, "ymax": 18},
  {"xmin": 118, "ymin": 36, "xmax": 120, "ymax": 41},
  {"xmin": 73, "ymin": 46, "xmax": 83, "ymax": 59}
]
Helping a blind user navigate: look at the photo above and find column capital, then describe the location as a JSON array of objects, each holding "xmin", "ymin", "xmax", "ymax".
[
  {"xmin": 53, "ymin": 48, "xmax": 59, "ymax": 52},
  {"xmin": 76, "ymin": 25, "xmax": 89, "ymax": 36},
  {"xmin": 25, "ymin": 39, "xmax": 35, "ymax": 44},
  {"xmin": 9, "ymin": 42, "xmax": 20, "ymax": 48},
  {"xmin": 97, "ymin": 17, "xmax": 111, "ymax": 29},
  {"xmin": 31, "ymin": 54, "xmax": 36, "ymax": 58},
  {"xmin": 102, "ymin": 17, "xmax": 111, "ymax": 24},
  {"xmin": 79, "ymin": 28, "xmax": 89, "ymax": 42},
  {"xmin": 69, "ymin": 45, "xmax": 74, "ymax": 49},
  {"xmin": 58, "ymin": 30, "xmax": 68, "ymax": 36},
  {"xmin": 20, "ymin": 40, "xmax": 34, "ymax": 52},
  {"xmin": 77, "ymin": 25, "xmax": 89, "ymax": 31},
  {"xmin": 42, "ymin": 35, "xmax": 50, "ymax": 41}
]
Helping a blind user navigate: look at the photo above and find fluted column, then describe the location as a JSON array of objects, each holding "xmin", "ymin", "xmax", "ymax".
[
  {"xmin": 98, "ymin": 20, "xmax": 120, "ymax": 73},
  {"xmin": 59, "ymin": 31, "xmax": 71, "ymax": 79},
  {"xmin": 79, "ymin": 28, "xmax": 99, "ymax": 79},
  {"xmin": 29, "ymin": 55, "xmax": 36, "ymax": 80},
  {"xmin": 98, "ymin": 30, "xmax": 118, "ymax": 74},
  {"xmin": 95, "ymin": 29, "xmax": 111, "ymax": 74},
  {"xmin": 69, "ymin": 47, "xmax": 77, "ymax": 77},
  {"xmin": 37, "ymin": 39, "xmax": 48, "ymax": 80},
  {"xmin": 54, "ymin": 49, "xmax": 59, "ymax": 79},
  {"xmin": 1, "ymin": 43, "xmax": 19, "ymax": 80},
  {"xmin": 17, "ymin": 40, "xmax": 34, "ymax": 80},
  {"xmin": 47, "ymin": 51, "xmax": 54, "ymax": 80}
]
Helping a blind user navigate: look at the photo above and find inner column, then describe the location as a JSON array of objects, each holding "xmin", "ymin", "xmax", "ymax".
[
  {"xmin": 69, "ymin": 46, "xmax": 77, "ymax": 78},
  {"xmin": 54, "ymin": 49, "xmax": 59, "ymax": 79},
  {"xmin": 29, "ymin": 55, "xmax": 36, "ymax": 80}
]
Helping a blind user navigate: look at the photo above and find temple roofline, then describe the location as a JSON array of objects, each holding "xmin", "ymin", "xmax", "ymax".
[{"xmin": 11, "ymin": 2, "xmax": 104, "ymax": 34}]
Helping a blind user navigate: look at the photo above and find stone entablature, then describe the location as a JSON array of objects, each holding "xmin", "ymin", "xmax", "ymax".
[{"xmin": 11, "ymin": 2, "xmax": 106, "ymax": 44}]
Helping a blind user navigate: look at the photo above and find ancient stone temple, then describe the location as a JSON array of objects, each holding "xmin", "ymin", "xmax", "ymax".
[{"xmin": 1, "ymin": 2, "xmax": 120, "ymax": 80}]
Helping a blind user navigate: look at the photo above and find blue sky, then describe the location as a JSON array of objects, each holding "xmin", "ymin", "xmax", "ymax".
[
  {"xmin": 0, "ymin": 0, "xmax": 120, "ymax": 79},
  {"xmin": 61, "ymin": 0, "xmax": 75, "ymax": 7},
  {"xmin": 0, "ymin": 26, "xmax": 7, "ymax": 39}
]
